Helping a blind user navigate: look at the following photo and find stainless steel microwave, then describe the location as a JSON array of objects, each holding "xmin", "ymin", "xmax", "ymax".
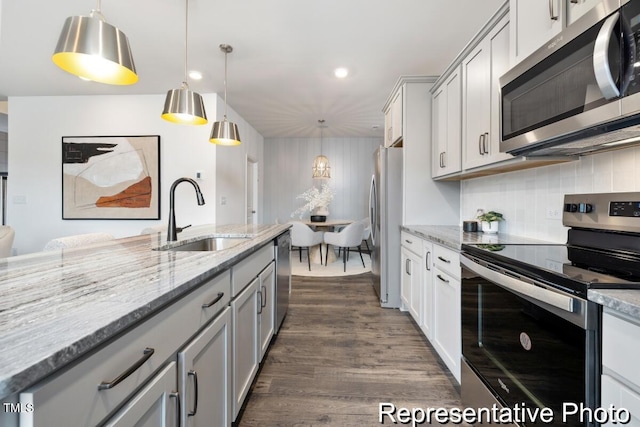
[{"xmin": 500, "ymin": 0, "xmax": 640, "ymax": 156}]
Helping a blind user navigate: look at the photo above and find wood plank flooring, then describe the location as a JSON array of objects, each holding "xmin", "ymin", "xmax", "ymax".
[{"xmin": 236, "ymin": 273, "xmax": 464, "ymax": 426}]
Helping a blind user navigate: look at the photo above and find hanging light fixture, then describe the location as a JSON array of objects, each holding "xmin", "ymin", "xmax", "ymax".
[
  {"xmin": 313, "ymin": 119, "xmax": 331, "ymax": 179},
  {"xmin": 161, "ymin": 0, "xmax": 207, "ymax": 125},
  {"xmin": 52, "ymin": 0, "xmax": 137, "ymax": 85},
  {"xmin": 210, "ymin": 44, "xmax": 241, "ymax": 145}
]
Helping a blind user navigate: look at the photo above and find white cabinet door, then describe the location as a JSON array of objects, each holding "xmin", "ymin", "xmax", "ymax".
[
  {"xmin": 178, "ymin": 307, "xmax": 232, "ymax": 427},
  {"xmin": 432, "ymin": 269, "xmax": 461, "ymax": 383},
  {"xmin": 401, "ymin": 245, "xmax": 422, "ymax": 323},
  {"xmin": 463, "ymin": 15, "xmax": 511, "ymax": 170},
  {"xmin": 384, "ymin": 88, "xmax": 403, "ymax": 147},
  {"xmin": 258, "ymin": 261, "xmax": 276, "ymax": 361},
  {"xmin": 103, "ymin": 362, "xmax": 178, "ymax": 427},
  {"xmin": 510, "ymin": 0, "xmax": 564, "ymax": 65},
  {"xmin": 432, "ymin": 67, "xmax": 462, "ymax": 178},
  {"xmin": 231, "ymin": 278, "xmax": 260, "ymax": 421},
  {"xmin": 421, "ymin": 240, "xmax": 434, "ymax": 340},
  {"xmin": 566, "ymin": 0, "xmax": 600, "ymax": 26}
]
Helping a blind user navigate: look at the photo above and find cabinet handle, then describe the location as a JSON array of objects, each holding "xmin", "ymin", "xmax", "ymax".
[
  {"xmin": 202, "ymin": 292, "xmax": 224, "ymax": 308},
  {"xmin": 437, "ymin": 274, "xmax": 450, "ymax": 283},
  {"xmin": 549, "ymin": 0, "xmax": 558, "ymax": 20},
  {"xmin": 405, "ymin": 239, "xmax": 413, "ymax": 244},
  {"xmin": 570, "ymin": 0, "xmax": 578, "ymax": 3},
  {"xmin": 406, "ymin": 258, "xmax": 411, "ymax": 275},
  {"xmin": 437, "ymin": 256, "xmax": 451, "ymax": 264},
  {"xmin": 98, "ymin": 347, "xmax": 155, "ymax": 390},
  {"xmin": 188, "ymin": 370, "xmax": 199, "ymax": 417},
  {"xmin": 478, "ymin": 134, "xmax": 484, "ymax": 155},
  {"xmin": 257, "ymin": 289, "xmax": 263, "ymax": 314},
  {"xmin": 426, "ymin": 251, "xmax": 431, "ymax": 271},
  {"xmin": 442, "ymin": 152, "xmax": 446, "ymax": 168},
  {"xmin": 170, "ymin": 391, "xmax": 181, "ymax": 427},
  {"xmin": 261, "ymin": 285, "xmax": 267, "ymax": 308},
  {"xmin": 483, "ymin": 132, "xmax": 489, "ymax": 154}
]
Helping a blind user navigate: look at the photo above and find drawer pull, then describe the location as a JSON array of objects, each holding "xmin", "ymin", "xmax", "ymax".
[
  {"xmin": 437, "ymin": 256, "xmax": 451, "ymax": 264},
  {"xmin": 257, "ymin": 290, "xmax": 263, "ymax": 314},
  {"xmin": 98, "ymin": 347, "xmax": 155, "ymax": 390},
  {"xmin": 425, "ymin": 251, "xmax": 431, "ymax": 271},
  {"xmin": 437, "ymin": 274, "xmax": 450, "ymax": 284},
  {"xmin": 170, "ymin": 391, "xmax": 181, "ymax": 427},
  {"xmin": 405, "ymin": 239, "xmax": 413, "ymax": 244},
  {"xmin": 202, "ymin": 292, "xmax": 224, "ymax": 308},
  {"xmin": 188, "ymin": 370, "xmax": 199, "ymax": 417}
]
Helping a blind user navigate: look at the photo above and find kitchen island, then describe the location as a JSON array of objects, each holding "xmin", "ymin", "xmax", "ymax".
[{"xmin": 0, "ymin": 223, "xmax": 290, "ymax": 426}]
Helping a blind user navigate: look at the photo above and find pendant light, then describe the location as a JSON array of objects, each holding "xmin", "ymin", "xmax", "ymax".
[
  {"xmin": 52, "ymin": 0, "xmax": 137, "ymax": 85},
  {"xmin": 312, "ymin": 119, "xmax": 331, "ymax": 179},
  {"xmin": 161, "ymin": 0, "xmax": 207, "ymax": 125},
  {"xmin": 210, "ymin": 44, "xmax": 241, "ymax": 145}
]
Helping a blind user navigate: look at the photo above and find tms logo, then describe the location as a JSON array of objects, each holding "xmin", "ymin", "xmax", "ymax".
[{"xmin": 3, "ymin": 402, "xmax": 34, "ymax": 413}]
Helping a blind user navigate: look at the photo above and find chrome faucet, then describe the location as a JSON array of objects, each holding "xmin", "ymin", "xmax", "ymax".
[{"xmin": 168, "ymin": 177, "xmax": 205, "ymax": 242}]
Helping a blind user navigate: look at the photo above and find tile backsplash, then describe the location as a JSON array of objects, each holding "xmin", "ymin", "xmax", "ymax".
[{"xmin": 461, "ymin": 146, "xmax": 640, "ymax": 243}]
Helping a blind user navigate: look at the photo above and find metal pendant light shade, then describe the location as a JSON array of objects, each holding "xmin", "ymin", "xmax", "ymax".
[
  {"xmin": 162, "ymin": 87, "xmax": 208, "ymax": 125},
  {"xmin": 210, "ymin": 120, "xmax": 241, "ymax": 146},
  {"xmin": 52, "ymin": 13, "xmax": 137, "ymax": 85},
  {"xmin": 210, "ymin": 44, "xmax": 241, "ymax": 145},
  {"xmin": 312, "ymin": 119, "xmax": 330, "ymax": 178},
  {"xmin": 161, "ymin": 0, "xmax": 207, "ymax": 125}
]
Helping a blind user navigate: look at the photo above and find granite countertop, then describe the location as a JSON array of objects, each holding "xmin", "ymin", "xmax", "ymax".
[
  {"xmin": 0, "ymin": 223, "xmax": 290, "ymax": 400},
  {"xmin": 588, "ymin": 289, "xmax": 640, "ymax": 322},
  {"xmin": 401, "ymin": 225, "xmax": 554, "ymax": 251}
]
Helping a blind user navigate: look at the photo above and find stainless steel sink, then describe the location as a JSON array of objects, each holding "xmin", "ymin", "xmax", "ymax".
[{"xmin": 158, "ymin": 237, "xmax": 250, "ymax": 252}]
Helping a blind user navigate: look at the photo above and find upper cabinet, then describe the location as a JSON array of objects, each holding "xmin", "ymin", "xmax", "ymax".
[
  {"xmin": 462, "ymin": 14, "xmax": 512, "ymax": 170},
  {"xmin": 432, "ymin": 67, "xmax": 462, "ymax": 178},
  {"xmin": 384, "ymin": 87, "xmax": 403, "ymax": 147},
  {"xmin": 511, "ymin": 0, "xmax": 601, "ymax": 65}
]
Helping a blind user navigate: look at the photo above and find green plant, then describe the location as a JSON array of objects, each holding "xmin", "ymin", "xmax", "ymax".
[{"xmin": 477, "ymin": 211, "xmax": 504, "ymax": 222}]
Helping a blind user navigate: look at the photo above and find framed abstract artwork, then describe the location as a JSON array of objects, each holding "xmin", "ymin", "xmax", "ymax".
[{"xmin": 62, "ymin": 135, "xmax": 161, "ymax": 219}]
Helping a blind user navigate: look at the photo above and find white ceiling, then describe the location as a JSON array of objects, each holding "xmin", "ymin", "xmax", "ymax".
[{"xmin": 0, "ymin": 0, "xmax": 504, "ymax": 138}]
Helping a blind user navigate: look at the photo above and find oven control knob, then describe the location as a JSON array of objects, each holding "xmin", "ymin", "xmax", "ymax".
[
  {"xmin": 578, "ymin": 203, "xmax": 593, "ymax": 213},
  {"xmin": 565, "ymin": 203, "xmax": 578, "ymax": 212}
]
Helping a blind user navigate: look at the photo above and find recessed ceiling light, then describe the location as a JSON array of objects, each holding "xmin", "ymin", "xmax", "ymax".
[
  {"xmin": 334, "ymin": 67, "xmax": 349, "ymax": 79},
  {"xmin": 189, "ymin": 70, "xmax": 203, "ymax": 80}
]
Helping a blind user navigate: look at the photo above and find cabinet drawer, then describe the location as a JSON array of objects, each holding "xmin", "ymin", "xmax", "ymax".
[
  {"xmin": 232, "ymin": 244, "xmax": 274, "ymax": 297},
  {"xmin": 603, "ymin": 311, "xmax": 640, "ymax": 388},
  {"xmin": 400, "ymin": 231, "xmax": 422, "ymax": 256},
  {"xmin": 433, "ymin": 244, "xmax": 460, "ymax": 279},
  {"xmin": 19, "ymin": 270, "xmax": 231, "ymax": 427}
]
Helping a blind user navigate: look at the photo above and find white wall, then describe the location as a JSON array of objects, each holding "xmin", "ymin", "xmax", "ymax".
[
  {"xmin": 7, "ymin": 93, "xmax": 262, "ymax": 254},
  {"xmin": 461, "ymin": 146, "xmax": 640, "ymax": 242},
  {"xmin": 263, "ymin": 136, "xmax": 381, "ymax": 224}
]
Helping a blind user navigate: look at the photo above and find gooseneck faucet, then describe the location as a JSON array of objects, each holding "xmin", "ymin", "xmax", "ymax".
[{"xmin": 167, "ymin": 177, "xmax": 205, "ymax": 242}]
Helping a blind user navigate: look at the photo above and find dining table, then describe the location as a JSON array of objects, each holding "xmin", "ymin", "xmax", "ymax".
[{"xmin": 302, "ymin": 219, "xmax": 354, "ymax": 264}]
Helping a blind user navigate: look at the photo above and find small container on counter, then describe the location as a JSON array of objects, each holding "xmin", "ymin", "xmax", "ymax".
[{"xmin": 463, "ymin": 221, "xmax": 478, "ymax": 232}]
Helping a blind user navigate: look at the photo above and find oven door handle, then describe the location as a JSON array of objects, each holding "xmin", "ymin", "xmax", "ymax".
[{"xmin": 461, "ymin": 255, "xmax": 575, "ymax": 313}]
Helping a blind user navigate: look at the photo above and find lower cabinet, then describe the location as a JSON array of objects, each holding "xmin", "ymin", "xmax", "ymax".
[
  {"xmin": 178, "ymin": 307, "xmax": 232, "ymax": 427},
  {"xmin": 103, "ymin": 362, "xmax": 179, "ymax": 427},
  {"xmin": 400, "ymin": 245, "xmax": 422, "ymax": 323},
  {"xmin": 231, "ymin": 278, "xmax": 260, "ymax": 421}
]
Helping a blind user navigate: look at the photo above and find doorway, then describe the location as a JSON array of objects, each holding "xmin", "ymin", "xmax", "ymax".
[{"xmin": 246, "ymin": 158, "xmax": 258, "ymax": 225}]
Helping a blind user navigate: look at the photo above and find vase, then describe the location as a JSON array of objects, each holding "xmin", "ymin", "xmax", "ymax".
[{"xmin": 481, "ymin": 221, "xmax": 500, "ymax": 234}]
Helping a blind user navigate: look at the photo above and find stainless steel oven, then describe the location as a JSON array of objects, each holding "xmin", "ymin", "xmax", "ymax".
[
  {"xmin": 461, "ymin": 192, "xmax": 640, "ymax": 426},
  {"xmin": 499, "ymin": 0, "xmax": 640, "ymax": 156}
]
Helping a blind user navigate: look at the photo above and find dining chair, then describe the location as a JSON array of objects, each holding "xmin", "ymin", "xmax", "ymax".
[
  {"xmin": 290, "ymin": 222, "xmax": 324, "ymax": 271},
  {"xmin": 361, "ymin": 217, "xmax": 372, "ymax": 259},
  {"xmin": 323, "ymin": 221, "xmax": 366, "ymax": 272},
  {"xmin": 43, "ymin": 232, "xmax": 115, "ymax": 251},
  {"xmin": 0, "ymin": 226, "xmax": 15, "ymax": 258}
]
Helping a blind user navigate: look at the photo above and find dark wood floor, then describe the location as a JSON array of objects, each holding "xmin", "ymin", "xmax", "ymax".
[{"xmin": 236, "ymin": 273, "xmax": 464, "ymax": 426}]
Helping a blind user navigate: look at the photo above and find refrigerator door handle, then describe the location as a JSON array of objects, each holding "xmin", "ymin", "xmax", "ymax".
[{"xmin": 369, "ymin": 174, "xmax": 378, "ymax": 246}]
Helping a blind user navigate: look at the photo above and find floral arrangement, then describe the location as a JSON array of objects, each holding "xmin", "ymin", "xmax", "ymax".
[{"xmin": 291, "ymin": 183, "xmax": 335, "ymax": 218}]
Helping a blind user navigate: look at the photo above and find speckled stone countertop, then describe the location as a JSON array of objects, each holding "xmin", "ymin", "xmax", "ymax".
[
  {"xmin": 401, "ymin": 225, "xmax": 554, "ymax": 250},
  {"xmin": 0, "ymin": 223, "xmax": 290, "ymax": 400},
  {"xmin": 588, "ymin": 289, "xmax": 640, "ymax": 321}
]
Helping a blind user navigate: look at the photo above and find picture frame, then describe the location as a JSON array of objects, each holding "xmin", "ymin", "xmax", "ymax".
[{"xmin": 62, "ymin": 135, "xmax": 161, "ymax": 220}]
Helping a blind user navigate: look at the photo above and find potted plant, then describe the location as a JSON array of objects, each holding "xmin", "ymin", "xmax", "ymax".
[
  {"xmin": 290, "ymin": 183, "xmax": 335, "ymax": 221},
  {"xmin": 477, "ymin": 211, "xmax": 504, "ymax": 234}
]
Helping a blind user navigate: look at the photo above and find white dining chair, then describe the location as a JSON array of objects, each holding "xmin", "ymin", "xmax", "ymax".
[
  {"xmin": 43, "ymin": 232, "xmax": 115, "ymax": 251},
  {"xmin": 323, "ymin": 221, "xmax": 366, "ymax": 272},
  {"xmin": 290, "ymin": 222, "xmax": 324, "ymax": 271},
  {"xmin": 361, "ymin": 217, "xmax": 372, "ymax": 259},
  {"xmin": 0, "ymin": 226, "xmax": 15, "ymax": 258}
]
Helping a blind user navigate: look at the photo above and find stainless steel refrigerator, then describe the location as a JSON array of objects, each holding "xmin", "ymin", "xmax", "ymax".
[{"xmin": 370, "ymin": 145, "xmax": 402, "ymax": 308}]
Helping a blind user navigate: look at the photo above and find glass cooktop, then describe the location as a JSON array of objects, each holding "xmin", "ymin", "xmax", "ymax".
[{"xmin": 462, "ymin": 243, "xmax": 640, "ymax": 298}]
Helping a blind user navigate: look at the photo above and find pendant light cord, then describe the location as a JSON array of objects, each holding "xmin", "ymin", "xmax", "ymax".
[
  {"xmin": 91, "ymin": 0, "xmax": 106, "ymax": 21},
  {"xmin": 223, "ymin": 49, "xmax": 228, "ymax": 120},
  {"xmin": 183, "ymin": 0, "xmax": 189, "ymax": 89}
]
